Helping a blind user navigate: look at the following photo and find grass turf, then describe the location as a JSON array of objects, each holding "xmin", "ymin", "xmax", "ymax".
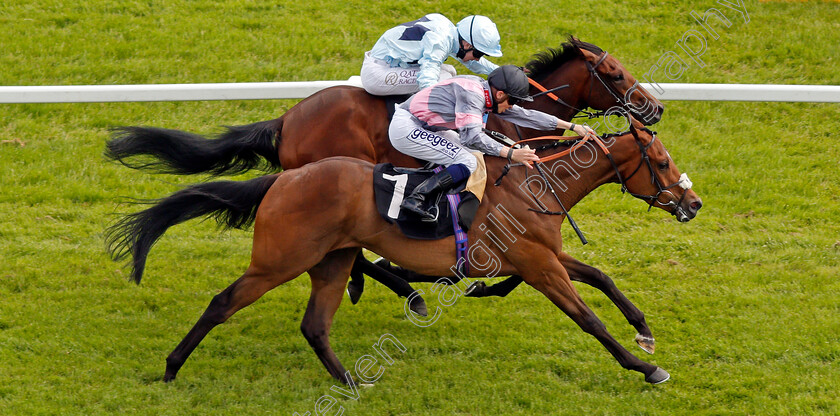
[{"xmin": 1, "ymin": 0, "xmax": 839, "ymax": 414}]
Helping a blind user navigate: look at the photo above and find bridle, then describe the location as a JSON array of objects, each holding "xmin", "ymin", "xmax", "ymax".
[
  {"xmin": 617, "ymin": 131, "xmax": 693, "ymax": 212},
  {"xmin": 494, "ymin": 129, "xmax": 693, "ymax": 243},
  {"xmin": 527, "ymin": 49, "xmax": 641, "ymax": 121}
]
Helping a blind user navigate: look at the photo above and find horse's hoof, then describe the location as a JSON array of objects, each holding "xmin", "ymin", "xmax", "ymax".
[
  {"xmin": 464, "ymin": 281, "xmax": 486, "ymax": 297},
  {"xmin": 409, "ymin": 295, "xmax": 428, "ymax": 317},
  {"xmin": 163, "ymin": 372, "xmax": 176, "ymax": 383},
  {"xmin": 347, "ymin": 282, "xmax": 364, "ymax": 305},
  {"xmin": 635, "ymin": 333, "xmax": 655, "ymax": 354},
  {"xmin": 645, "ymin": 367, "xmax": 670, "ymax": 384}
]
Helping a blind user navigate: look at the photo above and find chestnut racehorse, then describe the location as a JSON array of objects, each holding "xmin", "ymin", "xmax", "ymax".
[
  {"xmin": 106, "ymin": 120, "xmax": 701, "ymax": 385},
  {"xmin": 105, "ymin": 38, "xmax": 665, "ymax": 306}
]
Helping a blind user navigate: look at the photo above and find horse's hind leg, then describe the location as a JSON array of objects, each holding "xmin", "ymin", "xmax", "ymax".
[
  {"xmin": 163, "ymin": 265, "xmax": 304, "ymax": 382},
  {"xmin": 558, "ymin": 252, "xmax": 655, "ymax": 354},
  {"xmin": 301, "ymin": 248, "xmax": 358, "ymax": 385}
]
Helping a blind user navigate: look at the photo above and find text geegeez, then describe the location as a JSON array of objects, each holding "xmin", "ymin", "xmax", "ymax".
[{"xmin": 408, "ymin": 128, "xmax": 459, "ymax": 159}]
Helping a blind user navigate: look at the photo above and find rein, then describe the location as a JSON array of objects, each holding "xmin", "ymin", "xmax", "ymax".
[{"xmin": 528, "ymin": 77, "xmax": 603, "ymax": 120}]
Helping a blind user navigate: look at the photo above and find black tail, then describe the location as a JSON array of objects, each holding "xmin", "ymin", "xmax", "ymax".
[
  {"xmin": 106, "ymin": 174, "xmax": 278, "ymax": 284},
  {"xmin": 105, "ymin": 118, "xmax": 283, "ymax": 176}
]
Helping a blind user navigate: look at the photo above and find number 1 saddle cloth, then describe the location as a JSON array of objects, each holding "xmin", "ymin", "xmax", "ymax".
[{"xmin": 372, "ymin": 163, "xmax": 483, "ymax": 240}]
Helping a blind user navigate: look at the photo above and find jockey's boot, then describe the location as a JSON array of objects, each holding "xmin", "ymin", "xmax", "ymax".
[{"xmin": 400, "ymin": 170, "xmax": 455, "ymax": 221}]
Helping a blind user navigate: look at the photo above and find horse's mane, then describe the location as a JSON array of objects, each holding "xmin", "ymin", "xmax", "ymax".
[
  {"xmin": 601, "ymin": 126, "xmax": 657, "ymax": 141},
  {"xmin": 525, "ymin": 36, "xmax": 605, "ymax": 82},
  {"xmin": 533, "ymin": 138, "xmax": 581, "ymax": 154}
]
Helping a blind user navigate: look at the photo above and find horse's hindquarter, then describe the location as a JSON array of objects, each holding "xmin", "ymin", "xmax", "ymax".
[
  {"xmin": 249, "ymin": 158, "xmax": 374, "ymax": 272},
  {"xmin": 277, "ymin": 86, "xmax": 419, "ymax": 169}
]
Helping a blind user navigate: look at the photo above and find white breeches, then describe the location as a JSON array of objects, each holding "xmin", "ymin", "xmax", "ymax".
[
  {"xmin": 361, "ymin": 51, "xmax": 456, "ymax": 96},
  {"xmin": 389, "ymin": 107, "xmax": 478, "ymax": 173}
]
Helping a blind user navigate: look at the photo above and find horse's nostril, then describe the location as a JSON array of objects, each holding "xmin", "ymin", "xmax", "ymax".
[{"xmin": 690, "ymin": 200, "xmax": 703, "ymax": 212}]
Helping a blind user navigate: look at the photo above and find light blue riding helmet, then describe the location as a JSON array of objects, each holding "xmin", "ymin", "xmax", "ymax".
[{"xmin": 456, "ymin": 15, "xmax": 503, "ymax": 57}]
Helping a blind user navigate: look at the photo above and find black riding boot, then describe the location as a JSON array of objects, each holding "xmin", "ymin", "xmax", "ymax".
[{"xmin": 401, "ymin": 170, "xmax": 456, "ymax": 221}]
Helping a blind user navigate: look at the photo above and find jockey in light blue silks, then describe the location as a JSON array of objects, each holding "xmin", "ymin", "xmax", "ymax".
[
  {"xmin": 361, "ymin": 14, "xmax": 502, "ymax": 96},
  {"xmin": 389, "ymin": 65, "xmax": 597, "ymax": 220}
]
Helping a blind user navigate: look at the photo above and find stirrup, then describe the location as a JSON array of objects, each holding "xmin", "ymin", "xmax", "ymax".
[
  {"xmin": 403, "ymin": 201, "xmax": 438, "ymax": 222},
  {"xmin": 420, "ymin": 205, "xmax": 439, "ymax": 222}
]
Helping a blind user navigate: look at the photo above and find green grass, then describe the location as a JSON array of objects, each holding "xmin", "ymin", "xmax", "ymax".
[{"xmin": 1, "ymin": 0, "xmax": 839, "ymax": 415}]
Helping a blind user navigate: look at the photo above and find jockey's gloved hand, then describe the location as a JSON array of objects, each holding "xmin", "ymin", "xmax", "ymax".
[
  {"xmin": 572, "ymin": 124, "xmax": 596, "ymax": 137},
  {"xmin": 504, "ymin": 146, "xmax": 539, "ymax": 168}
]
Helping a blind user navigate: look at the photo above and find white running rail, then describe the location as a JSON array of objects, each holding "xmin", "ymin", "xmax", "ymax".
[{"xmin": 1, "ymin": 77, "xmax": 838, "ymax": 103}]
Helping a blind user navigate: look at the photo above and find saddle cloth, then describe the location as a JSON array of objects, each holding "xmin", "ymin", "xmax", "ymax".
[{"xmin": 373, "ymin": 163, "xmax": 480, "ymax": 240}]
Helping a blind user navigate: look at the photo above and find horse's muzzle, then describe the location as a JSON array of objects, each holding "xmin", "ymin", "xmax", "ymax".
[
  {"xmin": 634, "ymin": 104, "xmax": 664, "ymax": 125},
  {"xmin": 675, "ymin": 196, "xmax": 703, "ymax": 222}
]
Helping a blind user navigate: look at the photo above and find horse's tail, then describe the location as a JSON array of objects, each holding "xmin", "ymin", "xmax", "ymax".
[
  {"xmin": 105, "ymin": 118, "xmax": 284, "ymax": 176},
  {"xmin": 106, "ymin": 174, "xmax": 278, "ymax": 284}
]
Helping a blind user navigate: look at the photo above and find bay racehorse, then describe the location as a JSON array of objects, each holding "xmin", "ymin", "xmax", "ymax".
[
  {"xmin": 104, "ymin": 37, "xmax": 665, "ymax": 307},
  {"xmin": 106, "ymin": 119, "xmax": 701, "ymax": 385},
  {"xmin": 104, "ymin": 37, "xmax": 663, "ymax": 176}
]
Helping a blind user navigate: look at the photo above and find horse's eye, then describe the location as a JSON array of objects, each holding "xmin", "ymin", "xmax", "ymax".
[
  {"xmin": 613, "ymin": 74, "xmax": 624, "ymax": 82},
  {"xmin": 658, "ymin": 161, "xmax": 669, "ymax": 170}
]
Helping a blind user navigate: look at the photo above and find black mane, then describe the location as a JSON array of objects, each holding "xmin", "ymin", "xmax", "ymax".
[
  {"xmin": 525, "ymin": 36, "xmax": 605, "ymax": 82},
  {"xmin": 602, "ymin": 126, "xmax": 657, "ymax": 141},
  {"xmin": 534, "ymin": 137, "xmax": 581, "ymax": 153},
  {"xmin": 535, "ymin": 126, "xmax": 657, "ymax": 155}
]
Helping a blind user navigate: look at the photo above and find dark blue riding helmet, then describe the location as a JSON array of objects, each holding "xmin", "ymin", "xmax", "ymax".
[{"xmin": 487, "ymin": 65, "xmax": 533, "ymax": 102}]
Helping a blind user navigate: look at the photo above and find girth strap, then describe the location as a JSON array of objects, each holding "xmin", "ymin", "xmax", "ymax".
[{"xmin": 434, "ymin": 166, "xmax": 470, "ymax": 275}]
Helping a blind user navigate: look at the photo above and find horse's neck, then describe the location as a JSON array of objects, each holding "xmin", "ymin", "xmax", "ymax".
[{"xmin": 492, "ymin": 134, "xmax": 638, "ymax": 213}]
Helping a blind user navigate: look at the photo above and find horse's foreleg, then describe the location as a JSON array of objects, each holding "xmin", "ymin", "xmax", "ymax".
[
  {"xmin": 301, "ymin": 248, "xmax": 357, "ymax": 385},
  {"xmin": 558, "ymin": 252, "xmax": 655, "ymax": 354},
  {"xmin": 523, "ymin": 257, "xmax": 668, "ymax": 384},
  {"xmin": 371, "ymin": 261, "xmax": 446, "ymax": 283},
  {"xmin": 163, "ymin": 267, "xmax": 299, "ymax": 382},
  {"xmin": 350, "ymin": 255, "xmax": 428, "ymax": 317}
]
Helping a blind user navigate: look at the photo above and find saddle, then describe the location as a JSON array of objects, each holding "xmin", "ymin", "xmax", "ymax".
[
  {"xmin": 383, "ymin": 94, "xmax": 411, "ymax": 121},
  {"xmin": 373, "ymin": 163, "xmax": 482, "ymax": 240}
]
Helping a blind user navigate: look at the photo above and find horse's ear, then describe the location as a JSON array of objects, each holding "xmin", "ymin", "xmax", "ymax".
[
  {"xmin": 566, "ymin": 35, "xmax": 587, "ymax": 58},
  {"xmin": 579, "ymin": 47, "xmax": 599, "ymax": 61},
  {"xmin": 627, "ymin": 115, "xmax": 654, "ymax": 144}
]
